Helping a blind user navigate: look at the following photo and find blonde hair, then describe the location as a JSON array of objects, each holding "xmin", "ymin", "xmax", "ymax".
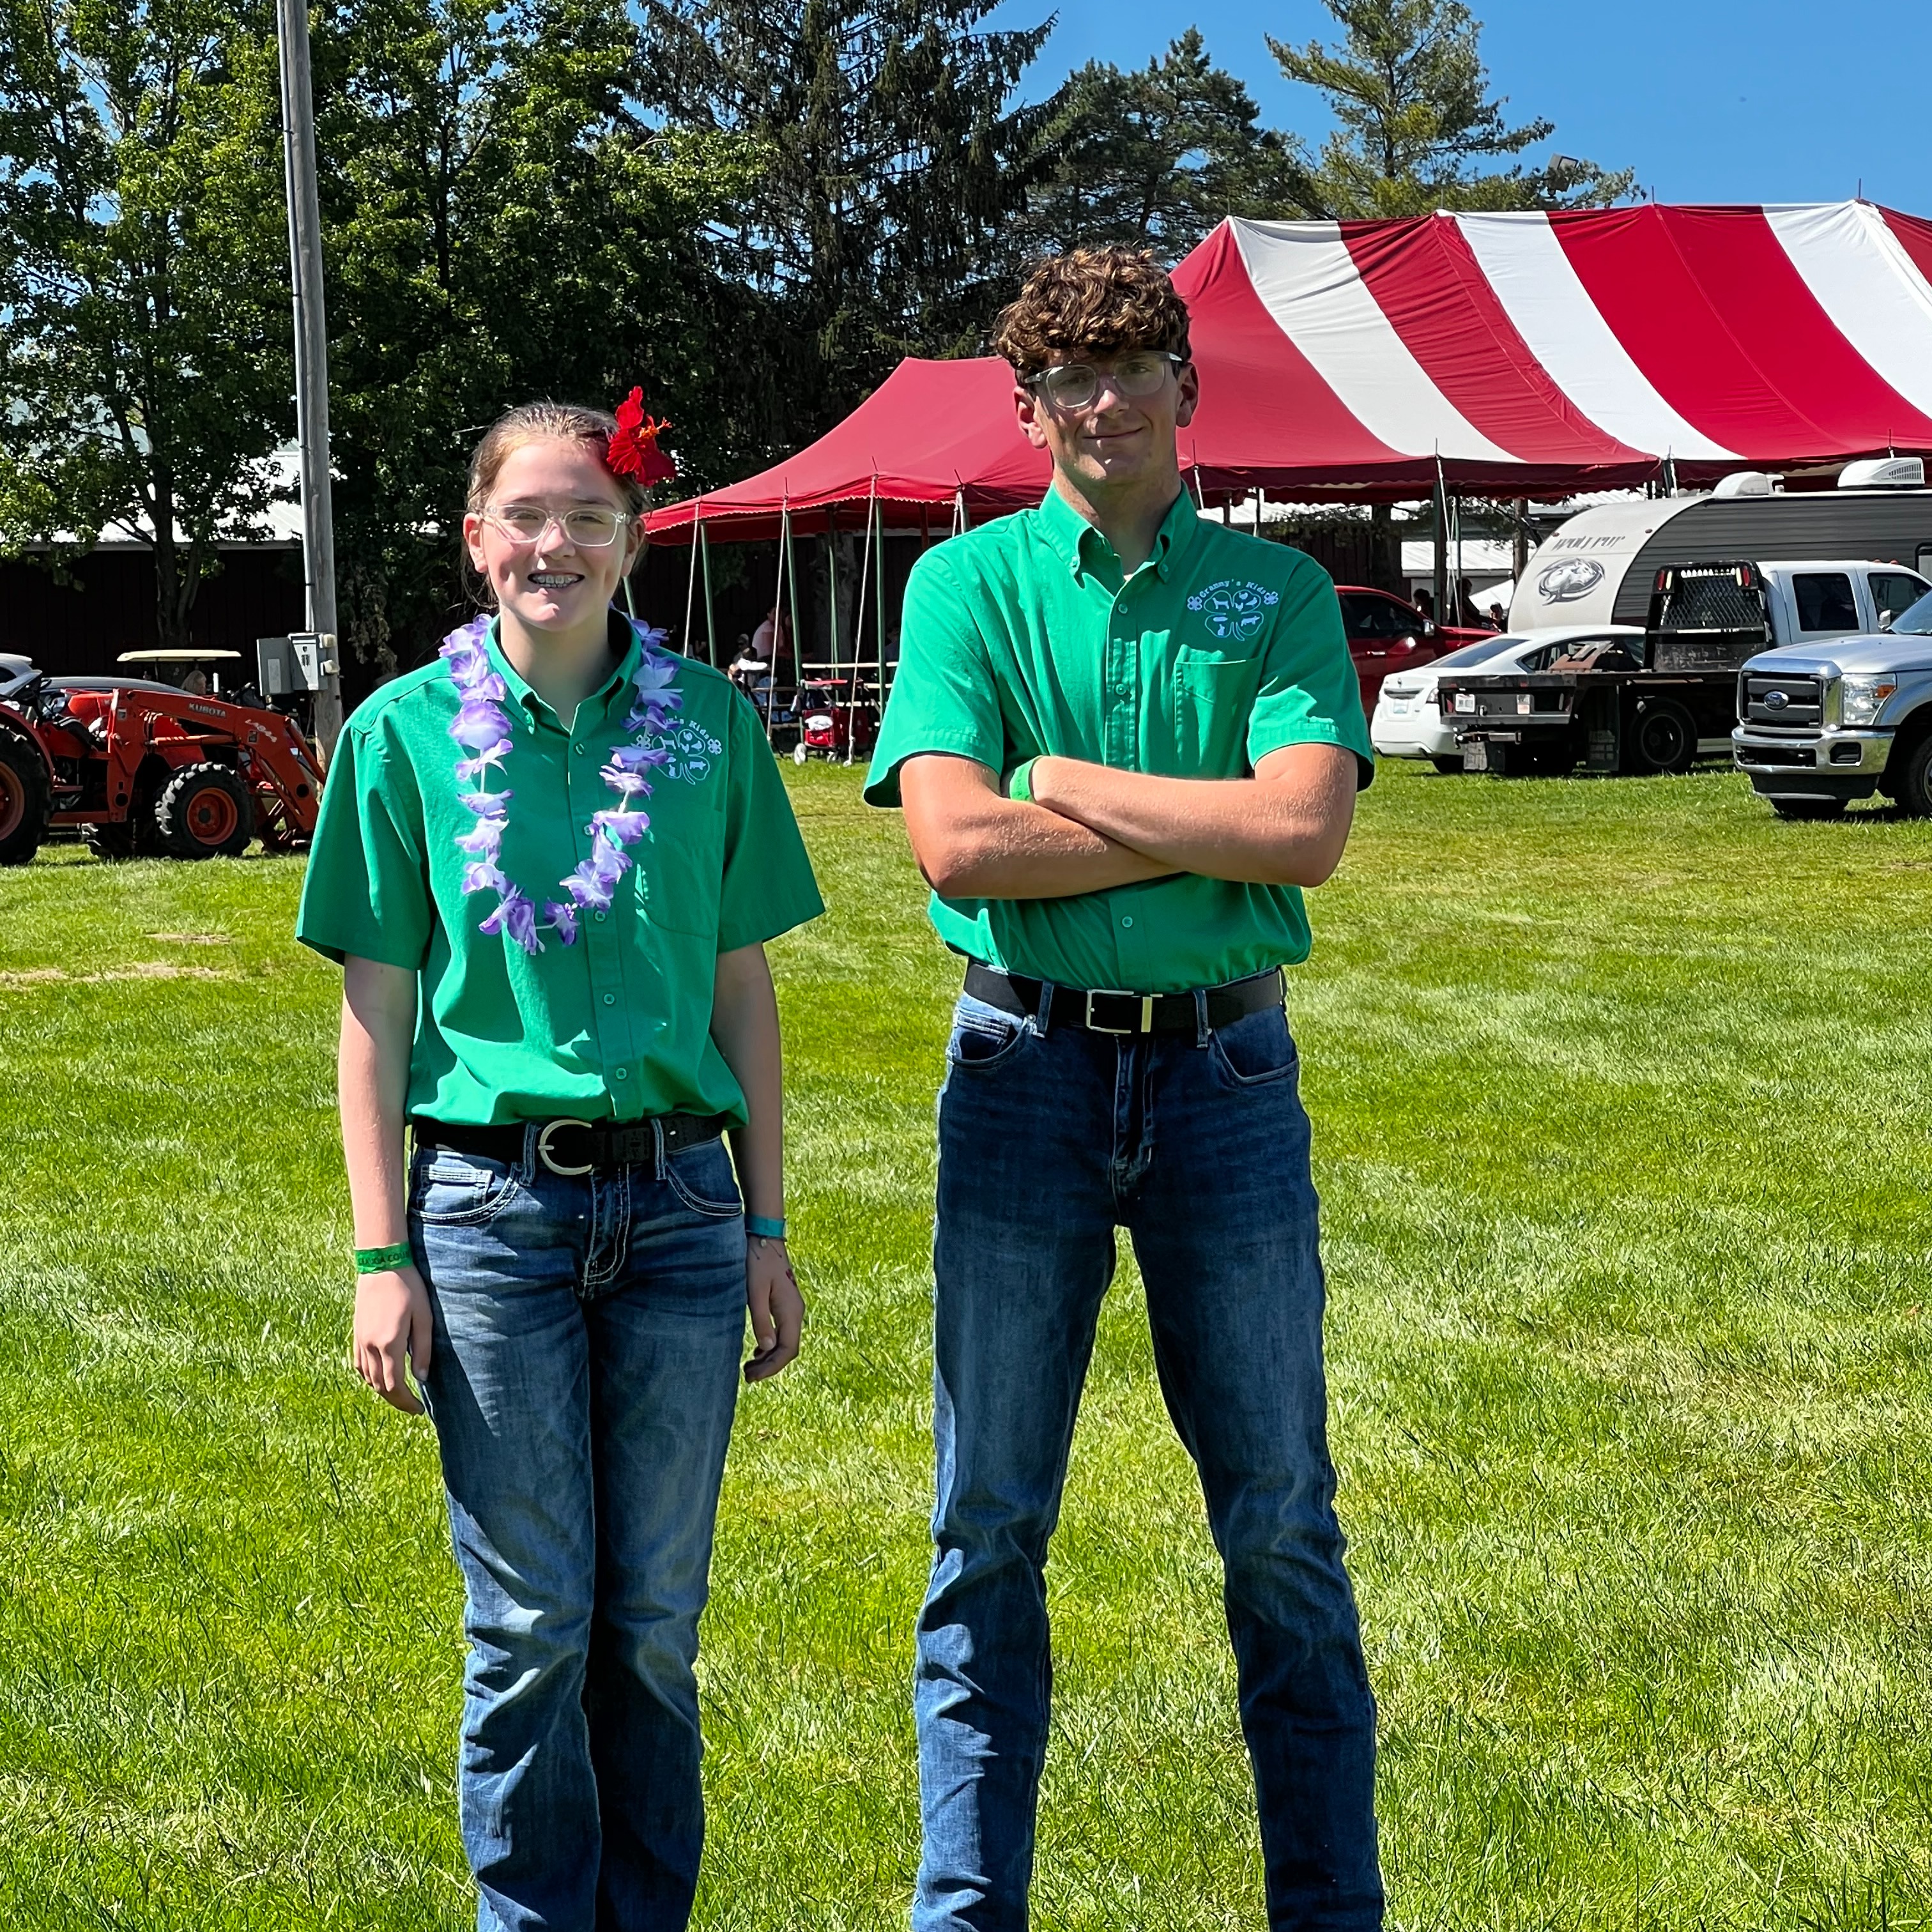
[{"xmin": 465, "ymin": 401, "xmax": 650, "ymax": 519}]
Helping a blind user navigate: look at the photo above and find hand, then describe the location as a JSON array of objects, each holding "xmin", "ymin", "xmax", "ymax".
[
  {"xmin": 744, "ymin": 1236, "xmax": 804, "ymax": 1383},
  {"xmin": 351, "ymin": 1264, "xmax": 433, "ymax": 1415}
]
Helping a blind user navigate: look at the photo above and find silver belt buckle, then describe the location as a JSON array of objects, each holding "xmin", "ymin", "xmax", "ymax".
[
  {"xmin": 537, "ymin": 1117, "xmax": 596, "ymax": 1177},
  {"xmin": 1084, "ymin": 988, "xmax": 1154, "ymax": 1034}
]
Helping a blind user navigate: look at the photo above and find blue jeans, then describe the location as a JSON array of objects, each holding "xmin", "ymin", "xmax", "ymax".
[
  {"xmin": 914, "ymin": 991, "xmax": 1383, "ymax": 1930},
  {"xmin": 411, "ymin": 1123, "xmax": 747, "ymax": 1932}
]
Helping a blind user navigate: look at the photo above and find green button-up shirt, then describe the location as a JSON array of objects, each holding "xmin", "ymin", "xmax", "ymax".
[
  {"xmin": 864, "ymin": 487, "xmax": 1371, "ymax": 994},
  {"xmin": 297, "ymin": 616, "xmax": 823, "ymax": 1126}
]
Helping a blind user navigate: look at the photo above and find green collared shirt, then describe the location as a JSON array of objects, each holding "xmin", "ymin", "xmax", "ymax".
[
  {"xmin": 864, "ymin": 487, "xmax": 1370, "ymax": 993},
  {"xmin": 296, "ymin": 615, "xmax": 824, "ymax": 1126}
]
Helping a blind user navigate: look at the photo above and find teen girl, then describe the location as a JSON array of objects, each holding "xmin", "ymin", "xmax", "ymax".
[{"xmin": 297, "ymin": 399, "xmax": 822, "ymax": 1931}]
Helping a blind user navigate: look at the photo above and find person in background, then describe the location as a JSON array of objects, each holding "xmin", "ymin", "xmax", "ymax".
[
  {"xmin": 1485, "ymin": 601, "xmax": 1507, "ymax": 629},
  {"xmin": 296, "ymin": 397, "xmax": 822, "ymax": 1932},
  {"xmin": 866, "ymin": 245, "xmax": 1383, "ymax": 1931},
  {"xmin": 1413, "ymin": 586, "xmax": 1434, "ymax": 621},
  {"xmin": 749, "ymin": 603, "xmax": 795, "ymax": 705}
]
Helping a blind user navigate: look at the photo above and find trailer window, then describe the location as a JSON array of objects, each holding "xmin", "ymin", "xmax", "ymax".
[
  {"xmin": 1792, "ymin": 573, "xmax": 1859, "ymax": 632},
  {"xmin": 1873, "ymin": 572, "xmax": 1929, "ymax": 627}
]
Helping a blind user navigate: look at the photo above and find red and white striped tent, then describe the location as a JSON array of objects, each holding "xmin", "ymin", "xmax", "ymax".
[{"xmin": 647, "ymin": 199, "xmax": 1932, "ymax": 539}]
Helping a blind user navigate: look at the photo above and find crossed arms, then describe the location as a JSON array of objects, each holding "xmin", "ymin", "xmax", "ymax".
[{"xmin": 898, "ymin": 741, "xmax": 1360, "ymax": 901}]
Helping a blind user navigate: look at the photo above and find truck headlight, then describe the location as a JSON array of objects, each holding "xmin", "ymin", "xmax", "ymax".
[{"xmin": 1840, "ymin": 676, "xmax": 1897, "ymax": 726}]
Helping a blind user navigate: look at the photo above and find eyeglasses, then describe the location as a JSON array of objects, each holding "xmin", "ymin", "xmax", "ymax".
[
  {"xmin": 484, "ymin": 503, "xmax": 632, "ymax": 549},
  {"xmin": 1027, "ymin": 351, "xmax": 1186, "ymax": 412}
]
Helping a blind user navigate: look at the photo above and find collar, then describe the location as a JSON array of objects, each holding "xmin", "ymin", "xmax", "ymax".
[
  {"xmin": 486, "ymin": 610, "xmax": 642, "ymax": 727},
  {"xmin": 1036, "ymin": 482, "xmax": 1198, "ymax": 585}
]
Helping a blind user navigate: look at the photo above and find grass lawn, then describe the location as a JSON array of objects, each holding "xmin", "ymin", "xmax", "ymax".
[{"xmin": 3, "ymin": 758, "xmax": 1931, "ymax": 1929}]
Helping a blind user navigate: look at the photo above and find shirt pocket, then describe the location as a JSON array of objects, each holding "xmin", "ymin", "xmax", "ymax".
[
  {"xmin": 632, "ymin": 792, "xmax": 725, "ymax": 940},
  {"xmin": 1173, "ymin": 647, "xmax": 1263, "ymax": 773}
]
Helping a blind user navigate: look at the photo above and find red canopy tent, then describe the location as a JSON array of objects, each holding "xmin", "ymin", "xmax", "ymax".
[{"xmin": 648, "ymin": 199, "xmax": 1932, "ymax": 543}]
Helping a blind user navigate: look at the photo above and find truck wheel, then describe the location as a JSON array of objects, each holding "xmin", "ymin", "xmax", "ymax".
[
  {"xmin": 0, "ymin": 735, "xmax": 50, "ymax": 865},
  {"xmin": 155, "ymin": 762, "xmax": 252, "ymax": 859},
  {"xmin": 1771, "ymin": 797, "xmax": 1846, "ymax": 821},
  {"xmin": 1892, "ymin": 731, "xmax": 1932, "ymax": 818},
  {"xmin": 1430, "ymin": 756, "xmax": 1464, "ymax": 775},
  {"xmin": 1628, "ymin": 700, "xmax": 1697, "ymax": 776}
]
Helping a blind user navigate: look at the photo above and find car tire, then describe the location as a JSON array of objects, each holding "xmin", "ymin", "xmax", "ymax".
[
  {"xmin": 1627, "ymin": 699, "xmax": 1698, "ymax": 776},
  {"xmin": 1430, "ymin": 755, "xmax": 1464, "ymax": 775},
  {"xmin": 1770, "ymin": 797, "xmax": 1847, "ymax": 821},
  {"xmin": 1891, "ymin": 730, "xmax": 1932, "ymax": 818},
  {"xmin": 0, "ymin": 733, "xmax": 50, "ymax": 865},
  {"xmin": 155, "ymin": 762, "xmax": 252, "ymax": 859}
]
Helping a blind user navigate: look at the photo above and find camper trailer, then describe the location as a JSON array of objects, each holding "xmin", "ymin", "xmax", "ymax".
[{"xmin": 1508, "ymin": 461, "xmax": 1932, "ymax": 633}]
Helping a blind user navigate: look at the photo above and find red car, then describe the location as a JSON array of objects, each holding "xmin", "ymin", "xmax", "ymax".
[{"xmin": 1335, "ymin": 586, "xmax": 1495, "ymax": 712}]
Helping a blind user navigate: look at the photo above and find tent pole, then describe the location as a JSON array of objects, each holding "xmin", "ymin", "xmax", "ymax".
[
  {"xmin": 700, "ymin": 520, "xmax": 717, "ymax": 668},
  {"xmin": 683, "ymin": 504, "xmax": 702, "ymax": 657},
  {"xmin": 1432, "ymin": 459, "xmax": 1448, "ymax": 624},
  {"xmin": 765, "ymin": 500, "xmax": 789, "ymax": 746},
  {"xmin": 825, "ymin": 509, "xmax": 841, "ymax": 737},
  {"xmin": 875, "ymin": 489, "xmax": 889, "ymax": 705},
  {"xmin": 844, "ymin": 475, "xmax": 877, "ymax": 766}
]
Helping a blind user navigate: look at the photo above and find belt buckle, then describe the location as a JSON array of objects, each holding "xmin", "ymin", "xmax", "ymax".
[
  {"xmin": 1084, "ymin": 988, "xmax": 1154, "ymax": 1034},
  {"xmin": 537, "ymin": 1118, "xmax": 596, "ymax": 1177}
]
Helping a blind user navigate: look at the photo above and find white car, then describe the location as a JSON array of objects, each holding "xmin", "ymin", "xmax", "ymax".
[{"xmin": 1371, "ymin": 625, "xmax": 1650, "ymax": 770}]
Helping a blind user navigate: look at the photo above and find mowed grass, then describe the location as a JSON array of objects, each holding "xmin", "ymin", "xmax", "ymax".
[{"xmin": 3, "ymin": 758, "xmax": 1931, "ymax": 1929}]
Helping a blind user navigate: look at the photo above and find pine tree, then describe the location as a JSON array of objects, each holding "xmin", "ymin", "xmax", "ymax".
[
  {"xmin": 1268, "ymin": 0, "xmax": 1632, "ymax": 217},
  {"xmin": 1023, "ymin": 29, "xmax": 1317, "ymax": 264},
  {"xmin": 640, "ymin": 0, "xmax": 1057, "ymax": 443}
]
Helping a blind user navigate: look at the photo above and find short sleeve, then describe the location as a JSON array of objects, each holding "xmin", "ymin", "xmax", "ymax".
[
  {"xmin": 717, "ymin": 690, "xmax": 825, "ymax": 954},
  {"xmin": 863, "ymin": 549, "xmax": 1004, "ymax": 806},
  {"xmin": 295, "ymin": 714, "xmax": 434, "ymax": 968},
  {"xmin": 1245, "ymin": 555, "xmax": 1376, "ymax": 790}
]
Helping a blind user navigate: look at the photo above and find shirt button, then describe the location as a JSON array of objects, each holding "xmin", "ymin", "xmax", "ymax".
[
  {"xmin": 602, "ymin": 992, "xmax": 616, "ymax": 1006},
  {"xmin": 594, "ymin": 911, "xmax": 608, "ymax": 923},
  {"xmin": 613, "ymin": 1068, "xmax": 628, "ymax": 1080},
  {"xmin": 1121, "ymin": 916, "xmax": 1134, "ymax": 928}
]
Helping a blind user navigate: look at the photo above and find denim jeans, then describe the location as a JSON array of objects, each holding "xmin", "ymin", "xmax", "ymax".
[
  {"xmin": 914, "ymin": 990, "xmax": 1383, "ymax": 1931},
  {"xmin": 411, "ymin": 1123, "xmax": 747, "ymax": 1932}
]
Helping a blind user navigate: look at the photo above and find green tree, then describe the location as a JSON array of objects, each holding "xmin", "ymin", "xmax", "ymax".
[
  {"xmin": 641, "ymin": 0, "xmax": 1057, "ymax": 443},
  {"xmin": 312, "ymin": 0, "xmax": 757, "ymax": 671},
  {"xmin": 1268, "ymin": 0, "xmax": 1632, "ymax": 217},
  {"xmin": 1024, "ymin": 30, "xmax": 1317, "ymax": 264},
  {"xmin": 0, "ymin": 0, "xmax": 290, "ymax": 651}
]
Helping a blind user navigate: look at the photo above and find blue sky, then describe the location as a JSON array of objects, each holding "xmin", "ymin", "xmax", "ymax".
[{"xmin": 988, "ymin": 0, "xmax": 1932, "ymax": 213}]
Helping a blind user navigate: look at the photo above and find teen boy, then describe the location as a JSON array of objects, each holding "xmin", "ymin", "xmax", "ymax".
[{"xmin": 865, "ymin": 247, "xmax": 1384, "ymax": 1929}]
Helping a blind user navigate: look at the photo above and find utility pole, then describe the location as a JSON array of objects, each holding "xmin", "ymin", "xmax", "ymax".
[{"xmin": 277, "ymin": 0, "xmax": 342, "ymax": 755}]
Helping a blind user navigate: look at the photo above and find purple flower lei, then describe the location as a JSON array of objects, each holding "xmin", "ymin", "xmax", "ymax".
[{"xmin": 440, "ymin": 613, "xmax": 682, "ymax": 956}]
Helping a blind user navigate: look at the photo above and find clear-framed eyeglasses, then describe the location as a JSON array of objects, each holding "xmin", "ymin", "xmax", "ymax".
[
  {"xmin": 1027, "ymin": 351, "xmax": 1186, "ymax": 413},
  {"xmin": 484, "ymin": 503, "xmax": 632, "ymax": 549}
]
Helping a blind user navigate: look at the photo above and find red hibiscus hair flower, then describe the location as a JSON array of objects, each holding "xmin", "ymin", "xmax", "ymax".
[{"xmin": 606, "ymin": 387, "xmax": 677, "ymax": 484}]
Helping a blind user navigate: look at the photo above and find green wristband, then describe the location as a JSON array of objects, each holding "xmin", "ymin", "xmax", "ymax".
[
  {"xmin": 354, "ymin": 1241, "xmax": 415, "ymax": 1276},
  {"xmin": 745, "ymin": 1215, "xmax": 787, "ymax": 1241},
  {"xmin": 1004, "ymin": 757, "xmax": 1038, "ymax": 802}
]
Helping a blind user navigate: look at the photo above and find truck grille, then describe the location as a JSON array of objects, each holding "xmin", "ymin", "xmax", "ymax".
[{"xmin": 1741, "ymin": 673, "xmax": 1822, "ymax": 727}]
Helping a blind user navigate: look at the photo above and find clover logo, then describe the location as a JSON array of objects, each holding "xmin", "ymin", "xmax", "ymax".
[
  {"xmin": 663, "ymin": 720, "xmax": 723, "ymax": 785},
  {"xmin": 1187, "ymin": 578, "xmax": 1279, "ymax": 643}
]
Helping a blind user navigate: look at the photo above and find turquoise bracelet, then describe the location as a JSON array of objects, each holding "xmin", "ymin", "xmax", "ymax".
[
  {"xmin": 354, "ymin": 1241, "xmax": 415, "ymax": 1275},
  {"xmin": 745, "ymin": 1215, "xmax": 787, "ymax": 1241}
]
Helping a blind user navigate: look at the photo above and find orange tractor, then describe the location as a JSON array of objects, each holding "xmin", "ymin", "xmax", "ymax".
[{"xmin": 0, "ymin": 657, "xmax": 323, "ymax": 864}]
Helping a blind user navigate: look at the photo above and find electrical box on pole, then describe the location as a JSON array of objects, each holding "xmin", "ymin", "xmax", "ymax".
[{"xmin": 277, "ymin": 0, "xmax": 342, "ymax": 758}]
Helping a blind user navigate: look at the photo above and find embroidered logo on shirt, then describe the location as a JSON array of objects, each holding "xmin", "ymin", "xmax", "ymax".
[
  {"xmin": 663, "ymin": 719, "xmax": 723, "ymax": 784},
  {"xmin": 1187, "ymin": 579, "xmax": 1280, "ymax": 643}
]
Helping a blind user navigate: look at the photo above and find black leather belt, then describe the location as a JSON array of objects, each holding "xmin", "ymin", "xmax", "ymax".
[
  {"xmin": 963, "ymin": 962, "xmax": 1284, "ymax": 1036},
  {"xmin": 411, "ymin": 1112, "xmax": 732, "ymax": 1177}
]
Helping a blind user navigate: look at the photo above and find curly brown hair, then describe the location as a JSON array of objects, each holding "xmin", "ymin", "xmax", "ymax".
[{"xmin": 992, "ymin": 246, "xmax": 1192, "ymax": 379}]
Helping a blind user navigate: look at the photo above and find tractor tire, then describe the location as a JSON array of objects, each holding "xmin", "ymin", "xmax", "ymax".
[
  {"xmin": 1771, "ymin": 797, "xmax": 1847, "ymax": 822},
  {"xmin": 1891, "ymin": 729, "xmax": 1932, "ymax": 819},
  {"xmin": 155, "ymin": 762, "xmax": 252, "ymax": 859},
  {"xmin": 0, "ymin": 735, "xmax": 50, "ymax": 866},
  {"xmin": 82, "ymin": 820, "xmax": 139, "ymax": 861},
  {"xmin": 1627, "ymin": 699, "xmax": 1698, "ymax": 776}
]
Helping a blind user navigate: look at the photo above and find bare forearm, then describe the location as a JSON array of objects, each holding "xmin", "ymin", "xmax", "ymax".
[
  {"xmin": 711, "ymin": 944, "xmax": 785, "ymax": 1222},
  {"xmin": 1031, "ymin": 748, "xmax": 1355, "ymax": 887},
  {"xmin": 900, "ymin": 753, "xmax": 1172, "ymax": 900},
  {"xmin": 339, "ymin": 957, "xmax": 417, "ymax": 1247}
]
